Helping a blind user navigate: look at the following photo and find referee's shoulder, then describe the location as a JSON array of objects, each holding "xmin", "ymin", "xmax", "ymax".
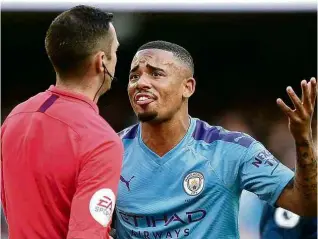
[
  {"xmin": 54, "ymin": 100, "xmax": 117, "ymax": 139},
  {"xmin": 7, "ymin": 91, "xmax": 116, "ymax": 139},
  {"xmin": 4, "ymin": 92, "xmax": 46, "ymax": 120}
]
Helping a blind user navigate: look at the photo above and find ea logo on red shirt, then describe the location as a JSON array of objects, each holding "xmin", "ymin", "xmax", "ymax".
[{"xmin": 89, "ymin": 188, "xmax": 115, "ymax": 227}]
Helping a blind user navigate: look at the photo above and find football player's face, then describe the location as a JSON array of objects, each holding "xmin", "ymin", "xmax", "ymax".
[{"xmin": 128, "ymin": 49, "xmax": 186, "ymax": 123}]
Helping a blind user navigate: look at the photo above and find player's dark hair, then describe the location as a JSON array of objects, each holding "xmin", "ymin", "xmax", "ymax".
[
  {"xmin": 138, "ymin": 40, "xmax": 194, "ymax": 74},
  {"xmin": 45, "ymin": 5, "xmax": 113, "ymax": 77}
]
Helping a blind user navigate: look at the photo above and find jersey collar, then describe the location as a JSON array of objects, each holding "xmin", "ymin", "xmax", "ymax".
[
  {"xmin": 47, "ymin": 85, "xmax": 99, "ymax": 114},
  {"xmin": 137, "ymin": 117, "xmax": 196, "ymax": 165}
]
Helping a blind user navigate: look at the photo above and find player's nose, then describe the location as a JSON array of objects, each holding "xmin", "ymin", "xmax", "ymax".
[{"xmin": 136, "ymin": 75, "xmax": 151, "ymax": 90}]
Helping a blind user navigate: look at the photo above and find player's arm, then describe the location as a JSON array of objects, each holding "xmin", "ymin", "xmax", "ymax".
[
  {"xmin": 239, "ymin": 78, "xmax": 317, "ymax": 217},
  {"xmin": 275, "ymin": 78, "xmax": 317, "ymax": 217},
  {"xmin": 67, "ymin": 137, "xmax": 123, "ymax": 239}
]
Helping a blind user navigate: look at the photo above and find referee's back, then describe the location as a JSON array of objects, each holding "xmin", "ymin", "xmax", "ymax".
[{"xmin": 1, "ymin": 86, "xmax": 123, "ymax": 239}]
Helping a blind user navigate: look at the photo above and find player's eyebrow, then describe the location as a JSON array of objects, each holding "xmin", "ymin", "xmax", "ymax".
[
  {"xmin": 130, "ymin": 64, "xmax": 165, "ymax": 74},
  {"xmin": 130, "ymin": 65, "xmax": 139, "ymax": 74},
  {"xmin": 146, "ymin": 64, "xmax": 165, "ymax": 72}
]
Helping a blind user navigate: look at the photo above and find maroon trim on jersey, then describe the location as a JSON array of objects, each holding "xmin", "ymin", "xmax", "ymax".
[
  {"xmin": 37, "ymin": 94, "xmax": 59, "ymax": 113},
  {"xmin": 47, "ymin": 85, "xmax": 99, "ymax": 114}
]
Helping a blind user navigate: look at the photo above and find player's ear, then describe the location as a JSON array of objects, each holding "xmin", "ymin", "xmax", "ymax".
[
  {"xmin": 182, "ymin": 77, "xmax": 196, "ymax": 98},
  {"xmin": 94, "ymin": 51, "xmax": 105, "ymax": 74}
]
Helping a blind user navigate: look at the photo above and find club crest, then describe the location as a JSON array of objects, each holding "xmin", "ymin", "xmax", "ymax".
[{"xmin": 183, "ymin": 172, "xmax": 204, "ymax": 196}]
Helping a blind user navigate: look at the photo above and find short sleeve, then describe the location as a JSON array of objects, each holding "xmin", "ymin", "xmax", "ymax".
[
  {"xmin": 239, "ymin": 141, "xmax": 294, "ymax": 206},
  {"xmin": 67, "ymin": 138, "xmax": 123, "ymax": 239}
]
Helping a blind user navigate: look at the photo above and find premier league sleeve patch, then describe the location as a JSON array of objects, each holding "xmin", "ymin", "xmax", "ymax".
[{"xmin": 274, "ymin": 207, "xmax": 300, "ymax": 229}]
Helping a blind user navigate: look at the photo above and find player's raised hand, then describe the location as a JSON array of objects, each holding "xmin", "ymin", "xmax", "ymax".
[{"xmin": 277, "ymin": 77, "xmax": 317, "ymax": 140}]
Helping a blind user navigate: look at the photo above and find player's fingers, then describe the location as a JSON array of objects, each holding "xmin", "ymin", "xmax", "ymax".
[
  {"xmin": 286, "ymin": 86, "xmax": 306, "ymax": 117},
  {"xmin": 277, "ymin": 98, "xmax": 294, "ymax": 118},
  {"xmin": 301, "ymin": 80, "xmax": 311, "ymax": 110},
  {"xmin": 310, "ymin": 77, "xmax": 317, "ymax": 106},
  {"xmin": 302, "ymin": 80, "xmax": 306, "ymax": 103}
]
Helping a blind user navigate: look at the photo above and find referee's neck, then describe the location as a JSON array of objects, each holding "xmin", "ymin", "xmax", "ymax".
[{"xmin": 55, "ymin": 77, "xmax": 101, "ymax": 103}]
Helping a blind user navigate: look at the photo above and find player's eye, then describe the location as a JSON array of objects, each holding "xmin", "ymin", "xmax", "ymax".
[
  {"xmin": 129, "ymin": 74, "xmax": 139, "ymax": 81},
  {"xmin": 152, "ymin": 71, "xmax": 164, "ymax": 78}
]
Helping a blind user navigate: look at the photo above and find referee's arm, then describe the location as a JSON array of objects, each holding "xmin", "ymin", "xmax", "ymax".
[{"xmin": 67, "ymin": 138, "xmax": 123, "ymax": 239}]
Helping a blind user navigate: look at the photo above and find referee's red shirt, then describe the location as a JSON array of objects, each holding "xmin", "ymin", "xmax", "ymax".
[{"xmin": 1, "ymin": 86, "xmax": 123, "ymax": 239}]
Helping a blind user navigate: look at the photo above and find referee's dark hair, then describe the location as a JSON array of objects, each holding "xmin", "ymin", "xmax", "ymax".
[
  {"xmin": 45, "ymin": 5, "xmax": 114, "ymax": 77},
  {"xmin": 138, "ymin": 40, "xmax": 194, "ymax": 75}
]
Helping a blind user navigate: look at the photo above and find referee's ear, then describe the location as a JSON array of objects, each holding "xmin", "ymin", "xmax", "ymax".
[
  {"xmin": 182, "ymin": 77, "xmax": 196, "ymax": 99},
  {"xmin": 94, "ymin": 51, "xmax": 106, "ymax": 74}
]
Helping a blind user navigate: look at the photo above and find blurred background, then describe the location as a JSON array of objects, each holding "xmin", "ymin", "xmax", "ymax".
[{"xmin": 1, "ymin": 1, "xmax": 317, "ymax": 238}]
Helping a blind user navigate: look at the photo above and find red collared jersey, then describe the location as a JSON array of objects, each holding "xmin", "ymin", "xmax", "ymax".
[{"xmin": 1, "ymin": 85, "xmax": 123, "ymax": 239}]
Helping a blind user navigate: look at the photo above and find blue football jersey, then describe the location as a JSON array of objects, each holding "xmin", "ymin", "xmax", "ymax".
[{"xmin": 115, "ymin": 118, "xmax": 294, "ymax": 239}]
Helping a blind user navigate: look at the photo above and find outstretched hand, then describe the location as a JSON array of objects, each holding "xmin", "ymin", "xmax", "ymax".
[{"xmin": 277, "ymin": 77, "xmax": 317, "ymax": 141}]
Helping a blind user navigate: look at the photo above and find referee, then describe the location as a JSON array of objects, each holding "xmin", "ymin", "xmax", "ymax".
[{"xmin": 1, "ymin": 5, "xmax": 122, "ymax": 239}]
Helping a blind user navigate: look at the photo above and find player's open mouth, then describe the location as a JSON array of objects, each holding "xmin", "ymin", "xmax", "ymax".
[{"xmin": 134, "ymin": 93, "xmax": 156, "ymax": 106}]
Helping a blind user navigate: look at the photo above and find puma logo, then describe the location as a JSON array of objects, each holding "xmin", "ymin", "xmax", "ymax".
[{"xmin": 120, "ymin": 175, "xmax": 135, "ymax": 191}]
